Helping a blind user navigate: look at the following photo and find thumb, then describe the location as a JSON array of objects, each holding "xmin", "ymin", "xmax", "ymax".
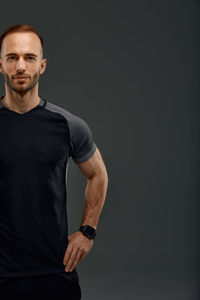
[{"xmin": 68, "ymin": 233, "xmax": 74, "ymax": 241}]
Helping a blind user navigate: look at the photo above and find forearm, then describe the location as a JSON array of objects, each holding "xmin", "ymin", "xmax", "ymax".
[{"xmin": 80, "ymin": 173, "xmax": 108, "ymax": 230}]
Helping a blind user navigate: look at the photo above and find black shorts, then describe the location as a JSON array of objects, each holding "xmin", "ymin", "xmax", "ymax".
[{"xmin": 0, "ymin": 269, "xmax": 81, "ymax": 300}]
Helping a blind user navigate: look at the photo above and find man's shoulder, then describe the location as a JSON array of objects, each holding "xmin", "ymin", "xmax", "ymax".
[
  {"xmin": 43, "ymin": 98, "xmax": 89, "ymax": 130},
  {"xmin": 44, "ymin": 98, "xmax": 76, "ymax": 121},
  {"xmin": 43, "ymin": 98, "xmax": 97, "ymax": 163}
]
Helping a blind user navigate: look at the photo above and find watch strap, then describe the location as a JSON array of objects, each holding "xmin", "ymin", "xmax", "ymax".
[{"xmin": 79, "ymin": 225, "xmax": 96, "ymax": 239}]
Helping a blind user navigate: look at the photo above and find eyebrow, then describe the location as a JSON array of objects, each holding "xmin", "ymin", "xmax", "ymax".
[{"xmin": 5, "ymin": 53, "xmax": 38, "ymax": 57}]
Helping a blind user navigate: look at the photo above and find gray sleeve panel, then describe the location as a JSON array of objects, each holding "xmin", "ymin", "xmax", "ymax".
[
  {"xmin": 68, "ymin": 117, "xmax": 97, "ymax": 163},
  {"xmin": 45, "ymin": 101, "xmax": 97, "ymax": 164}
]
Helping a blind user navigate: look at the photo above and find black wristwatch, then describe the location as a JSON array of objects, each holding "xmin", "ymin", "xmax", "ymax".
[{"xmin": 79, "ymin": 225, "xmax": 96, "ymax": 240}]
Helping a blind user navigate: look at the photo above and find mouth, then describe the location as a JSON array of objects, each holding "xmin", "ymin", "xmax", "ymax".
[
  {"xmin": 14, "ymin": 77, "xmax": 29, "ymax": 81},
  {"xmin": 14, "ymin": 76, "xmax": 29, "ymax": 79}
]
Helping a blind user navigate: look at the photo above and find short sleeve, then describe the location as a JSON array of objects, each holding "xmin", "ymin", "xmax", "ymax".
[{"xmin": 69, "ymin": 115, "xmax": 97, "ymax": 163}]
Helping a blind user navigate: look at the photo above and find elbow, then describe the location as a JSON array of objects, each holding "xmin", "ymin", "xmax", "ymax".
[{"xmin": 98, "ymin": 167, "xmax": 109, "ymax": 187}]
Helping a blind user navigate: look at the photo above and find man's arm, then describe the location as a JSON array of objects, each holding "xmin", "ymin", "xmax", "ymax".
[
  {"xmin": 77, "ymin": 147, "xmax": 108, "ymax": 229},
  {"xmin": 63, "ymin": 147, "xmax": 108, "ymax": 272}
]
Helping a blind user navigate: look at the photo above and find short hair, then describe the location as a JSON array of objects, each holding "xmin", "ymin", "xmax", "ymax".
[{"xmin": 0, "ymin": 24, "xmax": 44, "ymax": 58}]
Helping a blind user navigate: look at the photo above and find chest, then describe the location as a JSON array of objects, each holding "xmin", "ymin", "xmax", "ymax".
[{"xmin": 0, "ymin": 112, "xmax": 70, "ymax": 170}]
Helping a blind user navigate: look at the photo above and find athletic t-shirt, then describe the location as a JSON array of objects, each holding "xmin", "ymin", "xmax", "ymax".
[{"xmin": 0, "ymin": 95, "xmax": 97, "ymax": 278}]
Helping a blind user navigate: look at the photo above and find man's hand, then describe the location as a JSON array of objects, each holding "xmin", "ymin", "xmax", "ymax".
[{"xmin": 63, "ymin": 231, "xmax": 94, "ymax": 272}]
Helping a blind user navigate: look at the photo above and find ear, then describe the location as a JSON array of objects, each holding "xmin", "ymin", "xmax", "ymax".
[{"xmin": 40, "ymin": 58, "xmax": 47, "ymax": 75}]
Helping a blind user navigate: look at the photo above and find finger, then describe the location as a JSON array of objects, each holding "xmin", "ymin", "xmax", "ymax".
[
  {"xmin": 65, "ymin": 247, "xmax": 78, "ymax": 271},
  {"xmin": 68, "ymin": 250, "xmax": 83, "ymax": 272},
  {"xmin": 63, "ymin": 244, "xmax": 73, "ymax": 265}
]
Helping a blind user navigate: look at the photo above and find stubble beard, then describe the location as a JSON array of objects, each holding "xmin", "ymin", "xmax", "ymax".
[{"xmin": 3, "ymin": 71, "xmax": 40, "ymax": 96}]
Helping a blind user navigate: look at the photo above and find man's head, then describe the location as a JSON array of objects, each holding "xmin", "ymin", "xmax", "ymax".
[{"xmin": 0, "ymin": 24, "xmax": 47, "ymax": 96}]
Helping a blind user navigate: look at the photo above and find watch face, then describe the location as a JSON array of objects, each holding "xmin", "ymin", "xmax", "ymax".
[
  {"xmin": 79, "ymin": 225, "xmax": 96, "ymax": 239},
  {"xmin": 86, "ymin": 226, "xmax": 95, "ymax": 235}
]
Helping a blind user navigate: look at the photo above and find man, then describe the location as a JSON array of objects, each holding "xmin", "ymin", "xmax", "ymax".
[{"xmin": 0, "ymin": 24, "xmax": 108, "ymax": 300}]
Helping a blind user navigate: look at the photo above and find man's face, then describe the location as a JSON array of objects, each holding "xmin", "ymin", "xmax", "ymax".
[{"xmin": 0, "ymin": 32, "xmax": 47, "ymax": 95}]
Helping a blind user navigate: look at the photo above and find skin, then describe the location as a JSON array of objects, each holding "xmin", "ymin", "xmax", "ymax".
[
  {"xmin": 63, "ymin": 148, "xmax": 108, "ymax": 272},
  {"xmin": 0, "ymin": 31, "xmax": 109, "ymax": 272},
  {"xmin": 0, "ymin": 32, "xmax": 47, "ymax": 113}
]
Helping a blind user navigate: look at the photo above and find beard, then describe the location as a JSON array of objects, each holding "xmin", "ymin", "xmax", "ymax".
[{"xmin": 3, "ymin": 70, "xmax": 40, "ymax": 96}]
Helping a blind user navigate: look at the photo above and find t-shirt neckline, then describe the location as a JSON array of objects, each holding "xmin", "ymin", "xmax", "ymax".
[{"xmin": 0, "ymin": 95, "xmax": 46, "ymax": 116}]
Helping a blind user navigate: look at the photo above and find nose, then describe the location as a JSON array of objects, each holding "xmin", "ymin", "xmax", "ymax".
[{"xmin": 16, "ymin": 57, "xmax": 26, "ymax": 72}]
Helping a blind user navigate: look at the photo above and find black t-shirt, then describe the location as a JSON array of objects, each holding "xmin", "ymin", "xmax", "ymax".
[{"xmin": 0, "ymin": 96, "xmax": 97, "ymax": 278}]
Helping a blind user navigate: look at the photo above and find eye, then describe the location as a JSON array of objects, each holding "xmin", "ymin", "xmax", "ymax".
[
  {"xmin": 8, "ymin": 56, "xmax": 16, "ymax": 60},
  {"xmin": 27, "ymin": 56, "xmax": 35, "ymax": 60}
]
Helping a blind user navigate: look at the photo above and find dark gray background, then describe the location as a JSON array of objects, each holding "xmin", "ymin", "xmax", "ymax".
[{"xmin": 0, "ymin": 1, "xmax": 199, "ymax": 299}]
